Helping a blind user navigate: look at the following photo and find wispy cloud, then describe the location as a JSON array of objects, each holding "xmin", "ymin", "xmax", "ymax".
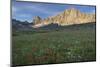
[
  {"xmin": 12, "ymin": 3, "xmax": 60, "ymax": 15},
  {"xmin": 12, "ymin": 2, "xmax": 61, "ymax": 22}
]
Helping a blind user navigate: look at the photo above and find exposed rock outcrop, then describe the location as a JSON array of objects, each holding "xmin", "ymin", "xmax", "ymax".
[{"xmin": 33, "ymin": 8, "xmax": 95, "ymax": 28}]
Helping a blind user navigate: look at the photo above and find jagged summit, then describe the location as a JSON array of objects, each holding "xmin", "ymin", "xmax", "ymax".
[
  {"xmin": 33, "ymin": 8, "xmax": 95, "ymax": 28},
  {"xmin": 65, "ymin": 7, "xmax": 79, "ymax": 12}
]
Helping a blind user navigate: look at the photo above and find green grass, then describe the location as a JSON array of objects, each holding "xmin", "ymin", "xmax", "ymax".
[{"xmin": 12, "ymin": 24, "xmax": 96, "ymax": 66}]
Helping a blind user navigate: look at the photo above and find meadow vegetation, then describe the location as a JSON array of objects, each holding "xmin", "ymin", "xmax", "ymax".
[{"xmin": 12, "ymin": 23, "xmax": 96, "ymax": 66}]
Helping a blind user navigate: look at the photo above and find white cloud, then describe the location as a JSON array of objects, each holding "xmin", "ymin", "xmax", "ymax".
[
  {"xmin": 92, "ymin": 10, "xmax": 95, "ymax": 13},
  {"xmin": 18, "ymin": 14, "xmax": 31, "ymax": 18},
  {"xmin": 22, "ymin": 4, "xmax": 60, "ymax": 15}
]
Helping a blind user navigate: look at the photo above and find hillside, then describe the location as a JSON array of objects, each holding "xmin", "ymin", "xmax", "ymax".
[
  {"xmin": 33, "ymin": 22, "xmax": 96, "ymax": 32},
  {"xmin": 12, "ymin": 22, "xmax": 96, "ymax": 66},
  {"xmin": 12, "ymin": 19, "xmax": 33, "ymax": 31}
]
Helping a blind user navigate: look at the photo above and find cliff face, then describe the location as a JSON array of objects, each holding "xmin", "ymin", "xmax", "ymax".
[
  {"xmin": 33, "ymin": 16, "xmax": 42, "ymax": 24},
  {"xmin": 33, "ymin": 8, "xmax": 95, "ymax": 28}
]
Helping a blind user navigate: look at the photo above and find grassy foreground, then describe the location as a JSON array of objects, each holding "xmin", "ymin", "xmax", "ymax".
[{"xmin": 12, "ymin": 23, "xmax": 96, "ymax": 66}]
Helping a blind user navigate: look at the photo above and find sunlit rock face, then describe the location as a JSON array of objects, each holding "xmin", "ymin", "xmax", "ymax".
[
  {"xmin": 33, "ymin": 8, "xmax": 96, "ymax": 28},
  {"xmin": 33, "ymin": 16, "xmax": 42, "ymax": 25}
]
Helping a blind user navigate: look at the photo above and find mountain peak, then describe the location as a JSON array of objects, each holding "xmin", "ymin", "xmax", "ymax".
[
  {"xmin": 67, "ymin": 7, "xmax": 77, "ymax": 11},
  {"xmin": 65, "ymin": 8, "xmax": 80, "ymax": 13},
  {"xmin": 33, "ymin": 8, "xmax": 96, "ymax": 28}
]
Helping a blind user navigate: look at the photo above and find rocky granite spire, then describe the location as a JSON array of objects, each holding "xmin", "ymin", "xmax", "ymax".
[
  {"xmin": 33, "ymin": 8, "xmax": 95, "ymax": 28},
  {"xmin": 33, "ymin": 16, "xmax": 42, "ymax": 24}
]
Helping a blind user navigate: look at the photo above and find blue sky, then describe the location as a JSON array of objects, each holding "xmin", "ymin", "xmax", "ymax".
[{"xmin": 12, "ymin": 1, "xmax": 96, "ymax": 22}]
